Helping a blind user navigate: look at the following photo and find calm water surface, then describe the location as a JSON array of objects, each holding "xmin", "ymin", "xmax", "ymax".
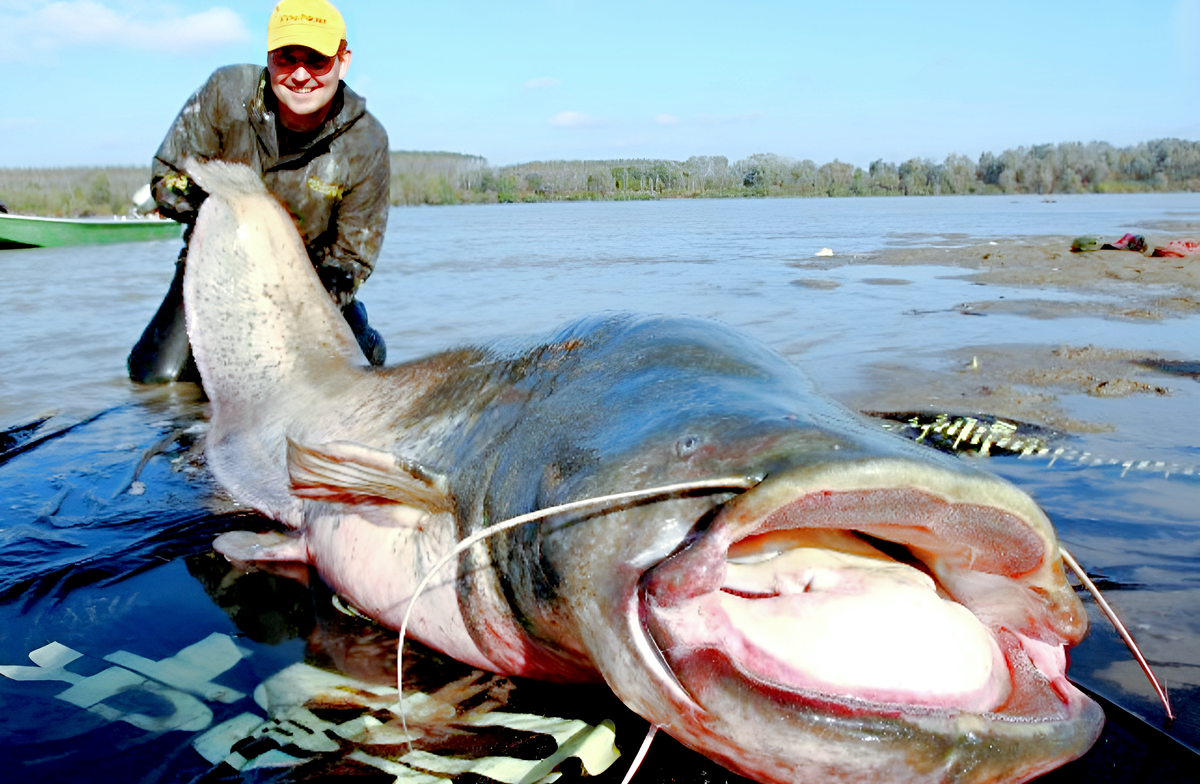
[{"xmin": 1, "ymin": 192, "xmax": 1199, "ymax": 780}]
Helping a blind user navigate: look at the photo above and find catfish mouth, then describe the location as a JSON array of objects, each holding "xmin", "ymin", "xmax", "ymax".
[{"xmin": 640, "ymin": 460, "xmax": 1098, "ymax": 731}]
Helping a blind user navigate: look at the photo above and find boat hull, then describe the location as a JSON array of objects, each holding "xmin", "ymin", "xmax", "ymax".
[{"xmin": 0, "ymin": 213, "xmax": 182, "ymax": 248}]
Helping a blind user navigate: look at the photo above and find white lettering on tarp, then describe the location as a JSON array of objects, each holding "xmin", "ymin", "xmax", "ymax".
[
  {"xmin": 104, "ymin": 632, "xmax": 246, "ymax": 703},
  {"xmin": 2, "ymin": 638, "xmax": 621, "ymax": 781},
  {"xmin": 0, "ymin": 640, "xmax": 85, "ymax": 684},
  {"xmin": 58, "ymin": 667, "xmax": 213, "ymax": 733},
  {"xmin": 393, "ymin": 718, "xmax": 621, "ymax": 784},
  {"xmin": 191, "ymin": 711, "xmax": 268, "ymax": 764},
  {"xmin": 0, "ymin": 633, "xmax": 248, "ymax": 734}
]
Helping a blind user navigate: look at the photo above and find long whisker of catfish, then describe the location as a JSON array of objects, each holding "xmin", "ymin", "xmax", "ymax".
[
  {"xmin": 392, "ymin": 476, "xmax": 761, "ymax": 747},
  {"xmin": 1059, "ymin": 546, "xmax": 1174, "ymax": 721},
  {"xmin": 620, "ymin": 724, "xmax": 659, "ymax": 784}
]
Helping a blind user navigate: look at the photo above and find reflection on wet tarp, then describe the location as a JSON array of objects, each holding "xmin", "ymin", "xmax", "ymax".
[
  {"xmin": 1, "ymin": 377, "xmax": 1199, "ymax": 782},
  {"xmin": 2, "ymin": 625, "xmax": 620, "ymax": 783},
  {"xmin": 0, "ymin": 401, "xmax": 247, "ymax": 608},
  {"xmin": 2, "ymin": 633, "xmax": 243, "ymax": 734},
  {"xmin": 187, "ymin": 555, "xmax": 625, "ymax": 783}
]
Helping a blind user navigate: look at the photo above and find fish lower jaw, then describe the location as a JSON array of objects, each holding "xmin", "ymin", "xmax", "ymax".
[
  {"xmin": 650, "ymin": 582, "xmax": 1014, "ymax": 714},
  {"xmin": 646, "ymin": 638, "xmax": 1103, "ymax": 784},
  {"xmin": 641, "ymin": 588, "xmax": 1103, "ymax": 784},
  {"xmin": 648, "ymin": 596, "xmax": 1085, "ymax": 720}
]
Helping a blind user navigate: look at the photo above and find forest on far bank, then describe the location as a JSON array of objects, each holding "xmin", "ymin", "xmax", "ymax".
[
  {"xmin": 388, "ymin": 138, "xmax": 1200, "ymax": 205},
  {"xmin": 2, "ymin": 137, "xmax": 1198, "ymax": 217}
]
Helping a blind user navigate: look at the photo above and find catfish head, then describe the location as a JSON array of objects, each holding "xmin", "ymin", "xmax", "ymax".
[{"xmin": 475, "ymin": 317, "xmax": 1104, "ymax": 784}]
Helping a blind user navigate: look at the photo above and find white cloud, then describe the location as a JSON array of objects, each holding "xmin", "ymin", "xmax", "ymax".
[
  {"xmin": 653, "ymin": 114, "xmax": 678, "ymax": 125},
  {"xmin": 549, "ymin": 111, "xmax": 601, "ymax": 129},
  {"xmin": 694, "ymin": 111, "xmax": 765, "ymax": 126},
  {"xmin": 523, "ymin": 76, "xmax": 562, "ymax": 89},
  {"xmin": 0, "ymin": 1, "xmax": 251, "ymax": 58}
]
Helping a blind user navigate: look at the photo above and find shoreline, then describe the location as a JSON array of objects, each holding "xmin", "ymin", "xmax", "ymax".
[
  {"xmin": 795, "ymin": 232, "xmax": 1198, "ymax": 434},
  {"xmin": 799, "ymin": 232, "xmax": 1200, "ymax": 317}
]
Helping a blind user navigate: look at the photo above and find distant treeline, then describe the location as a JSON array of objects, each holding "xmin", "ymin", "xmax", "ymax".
[
  {"xmin": 393, "ymin": 139, "xmax": 1200, "ymax": 204},
  {"xmin": 3, "ymin": 138, "xmax": 1198, "ymax": 216}
]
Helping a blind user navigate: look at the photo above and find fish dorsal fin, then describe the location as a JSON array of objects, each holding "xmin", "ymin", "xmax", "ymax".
[{"xmin": 286, "ymin": 438, "xmax": 453, "ymax": 513}]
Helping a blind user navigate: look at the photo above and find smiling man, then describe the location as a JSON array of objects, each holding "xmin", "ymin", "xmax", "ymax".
[{"xmin": 128, "ymin": 0, "xmax": 390, "ymax": 384}]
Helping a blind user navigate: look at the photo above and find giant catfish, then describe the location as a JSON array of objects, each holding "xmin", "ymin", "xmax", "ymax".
[{"xmin": 182, "ymin": 160, "xmax": 1103, "ymax": 783}]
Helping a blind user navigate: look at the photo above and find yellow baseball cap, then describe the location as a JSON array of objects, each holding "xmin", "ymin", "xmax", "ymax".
[{"xmin": 267, "ymin": 0, "xmax": 346, "ymax": 57}]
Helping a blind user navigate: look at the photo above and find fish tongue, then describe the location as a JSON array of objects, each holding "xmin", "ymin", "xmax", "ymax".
[
  {"xmin": 719, "ymin": 546, "xmax": 1011, "ymax": 710},
  {"xmin": 650, "ymin": 541, "xmax": 1012, "ymax": 713}
]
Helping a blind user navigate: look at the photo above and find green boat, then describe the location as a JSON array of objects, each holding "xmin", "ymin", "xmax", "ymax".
[{"xmin": 0, "ymin": 212, "xmax": 182, "ymax": 249}]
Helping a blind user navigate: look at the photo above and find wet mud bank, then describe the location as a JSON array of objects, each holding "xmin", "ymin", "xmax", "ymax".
[
  {"xmin": 793, "ymin": 234, "xmax": 1200, "ymax": 435},
  {"xmin": 816, "ymin": 234, "xmax": 1200, "ymax": 315}
]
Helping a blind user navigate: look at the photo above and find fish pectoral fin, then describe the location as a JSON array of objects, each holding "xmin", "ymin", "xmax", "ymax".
[
  {"xmin": 286, "ymin": 438, "xmax": 453, "ymax": 513},
  {"xmin": 213, "ymin": 529, "xmax": 310, "ymax": 563}
]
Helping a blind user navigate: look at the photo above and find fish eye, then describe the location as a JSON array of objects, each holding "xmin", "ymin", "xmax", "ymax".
[{"xmin": 676, "ymin": 435, "xmax": 703, "ymax": 457}]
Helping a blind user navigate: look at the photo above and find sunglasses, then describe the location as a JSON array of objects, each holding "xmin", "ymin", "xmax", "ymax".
[{"xmin": 270, "ymin": 47, "xmax": 341, "ymax": 76}]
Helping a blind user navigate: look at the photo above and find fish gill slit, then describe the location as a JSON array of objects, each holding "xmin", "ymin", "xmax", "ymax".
[{"xmin": 391, "ymin": 475, "xmax": 762, "ymax": 748}]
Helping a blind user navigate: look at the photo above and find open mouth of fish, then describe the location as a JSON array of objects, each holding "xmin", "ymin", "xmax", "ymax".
[{"xmin": 639, "ymin": 458, "xmax": 1097, "ymax": 739}]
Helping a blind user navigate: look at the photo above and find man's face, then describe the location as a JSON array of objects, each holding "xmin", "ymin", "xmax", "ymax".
[{"xmin": 268, "ymin": 44, "xmax": 351, "ymax": 125}]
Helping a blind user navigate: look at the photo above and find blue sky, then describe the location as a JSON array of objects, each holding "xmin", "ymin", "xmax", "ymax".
[{"xmin": 2, "ymin": 0, "xmax": 1198, "ymax": 169}]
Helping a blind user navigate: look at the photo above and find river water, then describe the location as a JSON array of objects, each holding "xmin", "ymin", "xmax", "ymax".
[{"xmin": 1, "ymin": 192, "xmax": 1199, "ymax": 782}]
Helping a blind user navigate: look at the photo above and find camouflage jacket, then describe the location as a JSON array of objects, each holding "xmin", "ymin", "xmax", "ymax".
[{"xmin": 152, "ymin": 64, "xmax": 390, "ymax": 305}]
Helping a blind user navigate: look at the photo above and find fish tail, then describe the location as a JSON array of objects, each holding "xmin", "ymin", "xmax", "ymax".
[{"xmin": 184, "ymin": 157, "xmax": 270, "ymax": 200}]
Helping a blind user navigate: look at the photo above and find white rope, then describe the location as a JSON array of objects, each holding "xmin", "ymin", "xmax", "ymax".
[
  {"xmin": 393, "ymin": 476, "xmax": 760, "ymax": 746},
  {"xmin": 1060, "ymin": 546, "xmax": 1174, "ymax": 720},
  {"xmin": 620, "ymin": 724, "xmax": 659, "ymax": 784}
]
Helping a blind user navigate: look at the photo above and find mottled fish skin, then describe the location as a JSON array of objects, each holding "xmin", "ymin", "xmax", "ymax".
[{"xmin": 183, "ymin": 160, "xmax": 1103, "ymax": 784}]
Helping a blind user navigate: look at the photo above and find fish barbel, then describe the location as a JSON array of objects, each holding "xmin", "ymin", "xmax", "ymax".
[{"xmin": 182, "ymin": 160, "xmax": 1103, "ymax": 783}]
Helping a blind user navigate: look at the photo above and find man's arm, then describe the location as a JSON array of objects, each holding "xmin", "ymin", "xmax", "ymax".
[
  {"xmin": 150, "ymin": 68, "xmax": 248, "ymax": 224},
  {"xmin": 313, "ymin": 121, "xmax": 391, "ymax": 306}
]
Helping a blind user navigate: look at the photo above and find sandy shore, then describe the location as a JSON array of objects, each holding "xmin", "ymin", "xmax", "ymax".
[
  {"xmin": 804, "ymin": 232, "xmax": 1200, "ymax": 316},
  {"xmin": 792, "ymin": 232, "xmax": 1199, "ymax": 433}
]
